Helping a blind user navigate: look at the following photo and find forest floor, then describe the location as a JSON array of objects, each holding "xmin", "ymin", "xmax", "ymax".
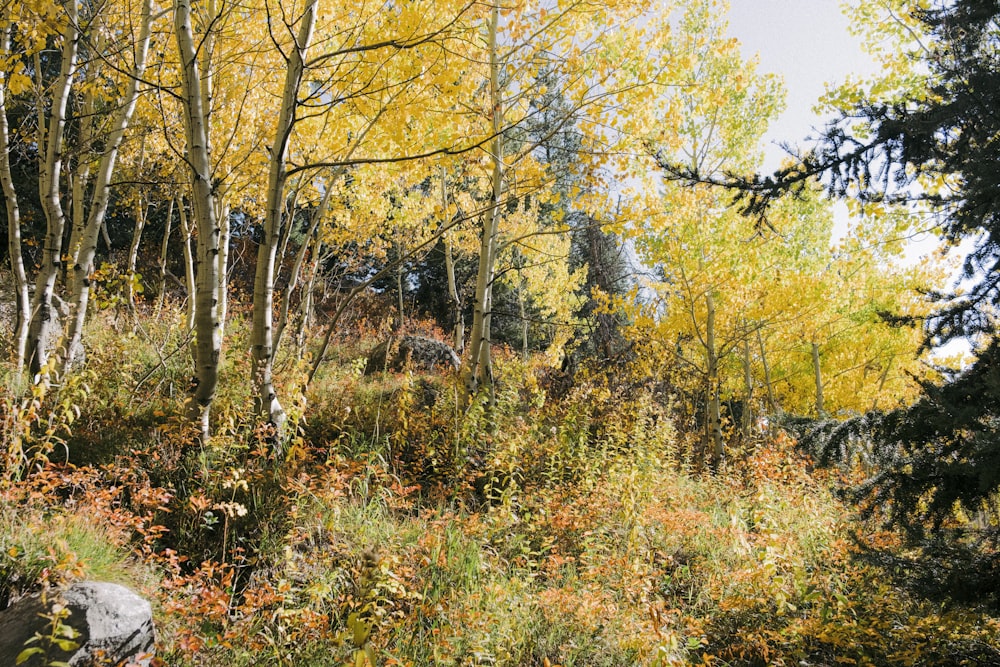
[{"xmin": 2, "ymin": 307, "xmax": 1000, "ymax": 666}]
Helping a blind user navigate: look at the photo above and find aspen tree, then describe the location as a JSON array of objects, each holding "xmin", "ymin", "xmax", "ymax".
[
  {"xmin": 156, "ymin": 198, "xmax": 176, "ymax": 316},
  {"xmin": 460, "ymin": 0, "xmax": 656, "ymax": 403},
  {"xmin": 635, "ymin": 0, "xmax": 782, "ymax": 465},
  {"xmin": 63, "ymin": 0, "xmax": 155, "ymax": 369},
  {"xmin": 251, "ymin": 0, "xmax": 320, "ymax": 435},
  {"xmin": 26, "ymin": 0, "xmax": 79, "ymax": 376},
  {"xmin": 462, "ymin": 1, "xmax": 503, "ymax": 402},
  {"xmin": 0, "ymin": 15, "xmax": 29, "ymax": 373},
  {"xmin": 174, "ymin": 0, "xmax": 224, "ymax": 440}
]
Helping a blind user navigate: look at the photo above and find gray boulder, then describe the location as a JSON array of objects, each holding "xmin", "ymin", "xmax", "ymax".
[
  {"xmin": 364, "ymin": 335, "xmax": 461, "ymax": 375},
  {"xmin": 0, "ymin": 582, "xmax": 154, "ymax": 667}
]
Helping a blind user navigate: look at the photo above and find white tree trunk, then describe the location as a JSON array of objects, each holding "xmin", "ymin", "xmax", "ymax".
[
  {"xmin": 812, "ymin": 341, "xmax": 825, "ymax": 418},
  {"xmin": 444, "ymin": 234, "xmax": 463, "ymax": 353},
  {"xmin": 175, "ymin": 0, "xmax": 224, "ymax": 441},
  {"xmin": 63, "ymin": 0, "xmax": 153, "ymax": 370},
  {"xmin": 27, "ymin": 0, "xmax": 79, "ymax": 376},
  {"xmin": 125, "ymin": 197, "xmax": 148, "ymax": 308},
  {"xmin": 741, "ymin": 336, "xmax": 753, "ymax": 438},
  {"xmin": 215, "ymin": 199, "xmax": 230, "ymax": 339},
  {"xmin": 294, "ymin": 236, "xmax": 321, "ymax": 357},
  {"xmin": 0, "ymin": 22, "xmax": 30, "ymax": 374},
  {"xmin": 66, "ymin": 115, "xmax": 94, "ymax": 294},
  {"xmin": 275, "ymin": 184, "xmax": 330, "ymax": 354},
  {"xmin": 65, "ymin": 29, "xmax": 105, "ymax": 295},
  {"xmin": 156, "ymin": 198, "xmax": 175, "ymax": 315},
  {"xmin": 757, "ymin": 328, "xmax": 778, "ymax": 416},
  {"xmin": 441, "ymin": 171, "xmax": 464, "ymax": 353},
  {"xmin": 251, "ymin": 0, "xmax": 319, "ymax": 435},
  {"xmin": 463, "ymin": 1, "xmax": 503, "ymax": 404},
  {"xmin": 177, "ymin": 197, "xmax": 197, "ymax": 337},
  {"xmin": 395, "ymin": 237, "xmax": 406, "ymax": 331}
]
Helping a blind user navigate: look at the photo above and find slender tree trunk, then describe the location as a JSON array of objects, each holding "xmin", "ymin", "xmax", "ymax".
[
  {"xmin": 274, "ymin": 177, "xmax": 302, "ymax": 286},
  {"xmin": 63, "ymin": 0, "xmax": 152, "ymax": 371},
  {"xmin": 519, "ymin": 285, "xmax": 528, "ymax": 360},
  {"xmin": 395, "ymin": 237, "xmax": 406, "ymax": 331},
  {"xmin": 27, "ymin": 0, "xmax": 79, "ymax": 376},
  {"xmin": 275, "ymin": 185, "xmax": 330, "ymax": 354},
  {"xmin": 872, "ymin": 355, "xmax": 893, "ymax": 410},
  {"xmin": 100, "ymin": 219, "xmax": 112, "ymax": 253},
  {"xmin": 444, "ymin": 245, "xmax": 464, "ymax": 352},
  {"xmin": 156, "ymin": 198, "xmax": 175, "ymax": 315},
  {"xmin": 441, "ymin": 169, "xmax": 464, "ymax": 353},
  {"xmin": 294, "ymin": 233, "xmax": 323, "ymax": 358},
  {"xmin": 463, "ymin": 1, "xmax": 502, "ymax": 404},
  {"xmin": 741, "ymin": 336, "xmax": 753, "ymax": 438},
  {"xmin": 251, "ymin": 0, "xmax": 318, "ymax": 435},
  {"xmin": 65, "ymin": 29, "xmax": 104, "ymax": 295},
  {"xmin": 0, "ymin": 22, "xmax": 30, "ymax": 374},
  {"xmin": 216, "ymin": 199, "xmax": 230, "ymax": 338},
  {"xmin": 66, "ymin": 132, "xmax": 93, "ymax": 295},
  {"xmin": 444, "ymin": 234, "xmax": 463, "ymax": 353},
  {"xmin": 757, "ymin": 328, "xmax": 778, "ymax": 416},
  {"xmin": 125, "ymin": 196, "xmax": 148, "ymax": 308},
  {"xmin": 175, "ymin": 0, "xmax": 223, "ymax": 441},
  {"xmin": 705, "ymin": 290, "xmax": 723, "ymax": 467},
  {"xmin": 177, "ymin": 197, "xmax": 197, "ymax": 336},
  {"xmin": 812, "ymin": 341, "xmax": 825, "ymax": 417}
]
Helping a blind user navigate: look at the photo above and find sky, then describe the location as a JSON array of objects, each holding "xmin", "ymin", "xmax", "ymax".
[
  {"xmin": 724, "ymin": 1, "xmax": 881, "ymax": 171},
  {"xmin": 725, "ymin": 2, "xmax": 971, "ymax": 359}
]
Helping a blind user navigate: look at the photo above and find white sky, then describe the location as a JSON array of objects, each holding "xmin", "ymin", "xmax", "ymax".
[
  {"xmin": 725, "ymin": 1, "xmax": 881, "ymax": 171},
  {"xmin": 725, "ymin": 2, "xmax": 973, "ymax": 360}
]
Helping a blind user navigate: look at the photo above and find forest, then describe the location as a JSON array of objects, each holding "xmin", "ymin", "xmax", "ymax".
[{"xmin": 1, "ymin": 0, "xmax": 999, "ymax": 664}]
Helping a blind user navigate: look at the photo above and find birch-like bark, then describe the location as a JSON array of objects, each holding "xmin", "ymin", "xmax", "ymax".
[
  {"xmin": 125, "ymin": 196, "xmax": 148, "ymax": 308},
  {"xmin": 177, "ymin": 197, "xmax": 198, "ymax": 334},
  {"xmin": 294, "ymin": 233, "xmax": 324, "ymax": 358},
  {"xmin": 872, "ymin": 355, "xmax": 893, "ymax": 411},
  {"xmin": 175, "ymin": 0, "xmax": 223, "ymax": 440},
  {"xmin": 395, "ymin": 237, "xmax": 406, "ymax": 331},
  {"xmin": 518, "ymin": 285, "xmax": 528, "ymax": 360},
  {"xmin": 156, "ymin": 198, "xmax": 175, "ymax": 315},
  {"xmin": 63, "ymin": 0, "xmax": 153, "ymax": 370},
  {"xmin": 27, "ymin": 0, "xmax": 79, "ymax": 376},
  {"xmin": 274, "ymin": 185, "xmax": 330, "ymax": 354},
  {"xmin": 757, "ymin": 328, "xmax": 778, "ymax": 416},
  {"xmin": 65, "ymin": 24, "xmax": 107, "ymax": 294},
  {"xmin": 741, "ymin": 336, "xmax": 753, "ymax": 438},
  {"xmin": 0, "ymin": 22, "xmax": 30, "ymax": 374},
  {"xmin": 812, "ymin": 341, "xmax": 825, "ymax": 417},
  {"xmin": 463, "ymin": 1, "xmax": 503, "ymax": 404},
  {"xmin": 444, "ymin": 235, "xmax": 463, "ymax": 353},
  {"xmin": 216, "ymin": 199, "xmax": 230, "ymax": 338},
  {"xmin": 251, "ymin": 0, "xmax": 319, "ymax": 434},
  {"xmin": 441, "ymin": 170, "xmax": 463, "ymax": 353},
  {"xmin": 66, "ymin": 85, "xmax": 97, "ymax": 295}
]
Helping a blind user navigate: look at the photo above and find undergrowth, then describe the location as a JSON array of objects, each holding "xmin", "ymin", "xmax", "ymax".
[{"xmin": 1, "ymin": 306, "xmax": 998, "ymax": 666}]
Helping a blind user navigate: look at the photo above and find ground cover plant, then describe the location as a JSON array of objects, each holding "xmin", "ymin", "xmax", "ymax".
[{"xmin": 2, "ymin": 304, "xmax": 999, "ymax": 666}]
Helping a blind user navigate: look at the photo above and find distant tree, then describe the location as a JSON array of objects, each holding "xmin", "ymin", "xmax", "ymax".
[
  {"xmin": 660, "ymin": 0, "xmax": 1000, "ymax": 531},
  {"xmin": 524, "ymin": 68, "xmax": 632, "ymax": 363}
]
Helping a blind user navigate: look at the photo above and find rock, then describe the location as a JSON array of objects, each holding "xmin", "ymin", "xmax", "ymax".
[
  {"xmin": 364, "ymin": 335, "xmax": 461, "ymax": 375},
  {"xmin": 0, "ymin": 582, "xmax": 155, "ymax": 667}
]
